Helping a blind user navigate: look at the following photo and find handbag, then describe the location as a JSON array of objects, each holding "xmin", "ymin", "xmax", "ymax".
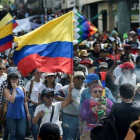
[{"xmin": 37, "ymin": 105, "xmax": 55, "ymax": 126}]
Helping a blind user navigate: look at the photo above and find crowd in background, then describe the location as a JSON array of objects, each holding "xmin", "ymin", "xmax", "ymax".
[{"xmin": 1, "ymin": 29, "xmax": 140, "ymax": 140}]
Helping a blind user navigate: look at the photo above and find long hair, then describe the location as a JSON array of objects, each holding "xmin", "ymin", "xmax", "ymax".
[
  {"xmin": 130, "ymin": 117, "xmax": 140, "ymax": 134},
  {"xmin": 43, "ymin": 76, "xmax": 56, "ymax": 89},
  {"xmin": 7, "ymin": 75, "xmax": 19, "ymax": 90}
]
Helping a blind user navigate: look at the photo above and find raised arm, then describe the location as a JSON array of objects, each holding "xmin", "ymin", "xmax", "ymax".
[{"xmin": 61, "ymin": 83, "xmax": 73, "ymax": 109}]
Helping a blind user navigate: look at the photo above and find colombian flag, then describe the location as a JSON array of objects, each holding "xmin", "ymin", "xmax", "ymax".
[
  {"xmin": 0, "ymin": 23, "xmax": 13, "ymax": 52},
  {"xmin": 0, "ymin": 13, "xmax": 18, "ymax": 29},
  {"xmin": 13, "ymin": 12, "xmax": 73, "ymax": 77}
]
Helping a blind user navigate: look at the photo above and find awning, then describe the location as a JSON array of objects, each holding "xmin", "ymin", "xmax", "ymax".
[{"xmin": 91, "ymin": 10, "xmax": 106, "ymax": 21}]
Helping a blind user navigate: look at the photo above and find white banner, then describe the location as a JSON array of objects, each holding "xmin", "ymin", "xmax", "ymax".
[{"xmin": 13, "ymin": 18, "xmax": 31, "ymax": 33}]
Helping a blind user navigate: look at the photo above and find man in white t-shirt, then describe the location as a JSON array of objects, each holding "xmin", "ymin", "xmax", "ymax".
[
  {"xmin": 25, "ymin": 69, "xmax": 43, "ymax": 140},
  {"xmin": 33, "ymin": 87, "xmax": 73, "ymax": 136},
  {"xmin": 55, "ymin": 71, "xmax": 85, "ymax": 140}
]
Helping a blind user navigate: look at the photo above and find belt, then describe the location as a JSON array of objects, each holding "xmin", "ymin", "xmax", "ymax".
[{"xmin": 63, "ymin": 112, "xmax": 79, "ymax": 117}]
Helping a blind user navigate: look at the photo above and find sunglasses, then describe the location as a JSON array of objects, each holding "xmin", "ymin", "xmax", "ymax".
[
  {"xmin": 0, "ymin": 68, "xmax": 5, "ymax": 70},
  {"xmin": 46, "ymin": 94, "xmax": 54, "ymax": 99},
  {"xmin": 76, "ymin": 76, "xmax": 85, "ymax": 80},
  {"xmin": 35, "ymin": 72, "xmax": 42, "ymax": 74},
  {"xmin": 93, "ymin": 90, "xmax": 102, "ymax": 94},
  {"xmin": 46, "ymin": 75, "xmax": 55, "ymax": 78}
]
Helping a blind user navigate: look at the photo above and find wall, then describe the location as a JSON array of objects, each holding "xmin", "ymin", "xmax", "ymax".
[{"xmin": 98, "ymin": 1, "xmax": 114, "ymax": 32}]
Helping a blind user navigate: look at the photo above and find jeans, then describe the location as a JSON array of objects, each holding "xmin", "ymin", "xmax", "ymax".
[
  {"xmin": 29, "ymin": 105, "xmax": 39, "ymax": 140},
  {"xmin": 6, "ymin": 117, "xmax": 26, "ymax": 140},
  {"xmin": 3, "ymin": 122, "xmax": 9, "ymax": 140},
  {"xmin": 62, "ymin": 113, "xmax": 80, "ymax": 140}
]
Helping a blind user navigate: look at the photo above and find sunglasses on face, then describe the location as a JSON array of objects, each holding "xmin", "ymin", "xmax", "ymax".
[
  {"xmin": 76, "ymin": 76, "xmax": 85, "ymax": 80},
  {"xmin": 35, "ymin": 72, "xmax": 42, "ymax": 74},
  {"xmin": 0, "ymin": 68, "xmax": 5, "ymax": 70},
  {"xmin": 46, "ymin": 75, "xmax": 55, "ymax": 78},
  {"xmin": 93, "ymin": 90, "xmax": 102, "ymax": 94},
  {"xmin": 46, "ymin": 94, "xmax": 54, "ymax": 99},
  {"xmin": 122, "ymin": 68, "xmax": 129, "ymax": 70}
]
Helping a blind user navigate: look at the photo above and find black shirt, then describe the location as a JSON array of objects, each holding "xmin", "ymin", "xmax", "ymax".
[
  {"xmin": 127, "ymin": 41, "xmax": 139, "ymax": 49},
  {"xmin": 113, "ymin": 102, "xmax": 140, "ymax": 140}
]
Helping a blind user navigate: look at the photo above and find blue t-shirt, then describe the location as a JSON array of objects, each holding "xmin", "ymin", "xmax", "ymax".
[{"xmin": 6, "ymin": 87, "xmax": 26, "ymax": 119}]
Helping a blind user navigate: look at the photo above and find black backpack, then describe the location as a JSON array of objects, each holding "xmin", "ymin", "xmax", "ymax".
[{"xmin": 90, "ymin": 104, "xmax": 119, "ymax": 140}]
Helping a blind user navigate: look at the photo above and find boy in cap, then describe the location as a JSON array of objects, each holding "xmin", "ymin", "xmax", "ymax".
[{"xmin": 33, "ymin": 86, "xmax": 73, "ymax": 137}]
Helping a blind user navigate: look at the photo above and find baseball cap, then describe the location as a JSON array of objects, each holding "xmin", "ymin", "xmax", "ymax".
[
  {"xmin": 80, "ymin": 58, "xmax": 93, "ymax": 65},
  {"xmin": 42, "ymin": 88, "xmax": 55, "ymax": 94},
  {"xmin": 84, "ymin": 73, "xmax": 99, "ymax": 83},
  {"xmin": 130, "ymin": 31, "xmax": 136, "ymax": 35},
  {"xmin": 99, "ymin": 49, "xmax": 107, "ymax": 53},
  {"xmin": 119, "ymin": 62, "xmax": 134, "ymax": 69},
  {"xmin": 76, "ymin": 64, "xmax": 86, "ymax": 71},
  {"xmin": 120, "ymin": 54, "xmax": 129, "ymax": 61},
  {"xmin": 44, "ymin": 73, "xmax": 55, "ymax": 77},
  {"xmin": 39, "ymin": 123, "xmax": 60, "ymax": 140},
  {"xmin": 74, "ymin": 71, "xmax": 85, "ymax": 78},
  {"xmin": 99, "ymin": 62, "xmax": 108, "ymax": 68},
  {"xmin": 7, "ymin": 67, "xmax": 19, "ymax": 77}
]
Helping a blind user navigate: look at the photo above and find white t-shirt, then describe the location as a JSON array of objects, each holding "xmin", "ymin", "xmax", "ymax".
[
  {"xmin": 39, "ymin": 83, "xmax": 62, "ymax": 94},
  {"xmin": 113, "ymin": 66, "xmax": 123, "ymax": 78},
  {"xmin": 25, "ymin": 80, "xmax": 43, "ymax": 105},
  {"xmin": 34, "ymin": 102, "xmax": 62, "ymax": 135},
  {"xmin": 0, "ymin": 73, "xmax": 7, "ymax": 86},
  {"xmin": 115, "ymin": 73, "xmax": 137, "ymax": 87},
  {"xmin": 60, "ymin": 85, "xmax": 85, "ymax": 115}
]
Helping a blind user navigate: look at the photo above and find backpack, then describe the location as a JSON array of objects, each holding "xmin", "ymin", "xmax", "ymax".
[
  {"xmin": 90, "ymin": 103, "xmax": 119, "ymax": 140},
  {"xmin": 119, "ymin": 75, "xmax": 140, "ymax": 87}
]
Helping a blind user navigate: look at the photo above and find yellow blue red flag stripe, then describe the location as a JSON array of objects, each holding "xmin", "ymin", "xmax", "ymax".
[
  {"xmin": 13, "ymin": 11, "xmax": 73, "ymax": 76},
  {"xmin": 0, "ymin": 23, "xmax": 13, "ymax": 52}
]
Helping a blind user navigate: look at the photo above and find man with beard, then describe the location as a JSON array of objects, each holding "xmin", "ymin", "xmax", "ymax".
[{"xmin": 115, "ymin": 62, "xmax": 140, "ymax": 87}]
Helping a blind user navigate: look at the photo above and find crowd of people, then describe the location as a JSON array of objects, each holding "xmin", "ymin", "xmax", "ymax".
[{"xmin": 1, "ymin": 29, "xmax": 140, "ymax": 140}]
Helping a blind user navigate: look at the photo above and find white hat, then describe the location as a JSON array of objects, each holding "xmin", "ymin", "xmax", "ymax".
[
  {"xmin": 44, "ymin": 73, "xmax": 55, "ymax": 77},
  {"xmin": 74, "ymin": 71, "xmax": 85, "ymax": 78}
]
